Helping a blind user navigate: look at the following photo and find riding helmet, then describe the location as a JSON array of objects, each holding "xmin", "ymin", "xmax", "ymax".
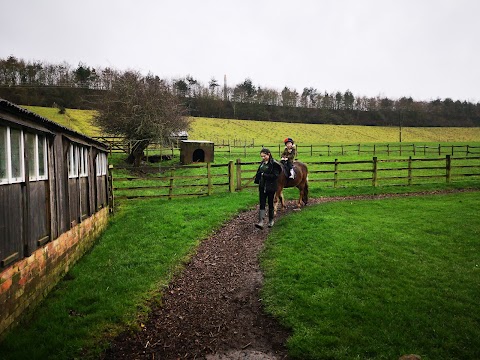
[{"xmin": 284, "ymin": 137, "xmax": 294, "ymax": 144}]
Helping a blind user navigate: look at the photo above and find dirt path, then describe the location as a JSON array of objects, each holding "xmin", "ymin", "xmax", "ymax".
[{"xmin": 102, "ymin": 189, "xmax": 477, "ymax": 360}]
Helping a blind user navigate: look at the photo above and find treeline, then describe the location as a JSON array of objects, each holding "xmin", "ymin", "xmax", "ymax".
[{"xmin": 1, "ymin": 55, "xmax": 479, "ymax": 127}]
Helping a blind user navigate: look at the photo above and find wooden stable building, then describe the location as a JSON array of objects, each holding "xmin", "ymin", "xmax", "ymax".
[{"xmin": 0, "ymin": 99, "xmax": 110, "ymax": 336}]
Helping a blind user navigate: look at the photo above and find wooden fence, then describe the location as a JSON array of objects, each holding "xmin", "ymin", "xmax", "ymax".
[
  {"xmin": 216, "ymin": 143, "xmax": 480, "ymax": 158},
  {"xmin": 235, "ymin": 155, "xmax": 480, "ymax": 190},
  {"xmin": 94, "ymin": 136, "xmax": 480, "ymax": 159},
  {"xmin": 111, "ymin": 161, "xmax": 235, "ymax": 200},
  {"xmin": 111, "ymin": 155, "xmax": 480, "ymax": 201}
]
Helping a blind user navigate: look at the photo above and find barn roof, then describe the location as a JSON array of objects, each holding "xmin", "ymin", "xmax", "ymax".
[{"xmin": 0, "ymin": 98, "xmax": 108, "ymax": 150}]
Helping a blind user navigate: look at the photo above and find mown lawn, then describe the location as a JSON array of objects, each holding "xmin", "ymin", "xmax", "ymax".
[{"xmin": 261, "ymin": 191, "xmax": 480, "ymax": 360}]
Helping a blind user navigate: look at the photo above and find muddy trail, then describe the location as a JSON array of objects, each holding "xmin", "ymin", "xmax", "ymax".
[{"xmin": 102, "ymin": 189, "xmax": 476, "ymax": 360}]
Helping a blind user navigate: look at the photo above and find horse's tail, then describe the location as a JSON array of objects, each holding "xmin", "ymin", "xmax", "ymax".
[{"xmin": 303, "ymin": 176, "xmax": 309, "ymax": 205}]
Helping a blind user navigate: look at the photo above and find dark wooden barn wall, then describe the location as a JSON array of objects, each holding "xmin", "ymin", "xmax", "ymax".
[
  {"xmin": 27, "ymin": 181, "xmax": 49, "ymax": 254},
  {"xmin": 0, "ymin": 184, "xmax": 24, "ymax": 266}
]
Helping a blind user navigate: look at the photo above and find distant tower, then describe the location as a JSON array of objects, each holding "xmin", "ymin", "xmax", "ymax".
[{"xmin": 224, "ymin": 74, "xmax": 228, "ymax": 101}]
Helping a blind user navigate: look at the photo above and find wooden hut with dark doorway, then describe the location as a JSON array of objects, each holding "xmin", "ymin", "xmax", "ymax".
[
  {"xmin": 180, "ymin": 140, "xmax": 214, "ymax": 165},
  {"xmin": 0, "ymin": 99, "xmax": 110, "ymax": 337}
]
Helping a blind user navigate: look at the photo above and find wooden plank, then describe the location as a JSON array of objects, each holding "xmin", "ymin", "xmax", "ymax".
[{"xmin": 0, "ymin": 184, "xmax": 24, "ymax": 268}]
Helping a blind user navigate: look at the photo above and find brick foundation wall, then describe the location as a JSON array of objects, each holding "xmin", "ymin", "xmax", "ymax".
[{"xmin": 0, "ymin": 207, "xmax": 109, "ymax": 338}]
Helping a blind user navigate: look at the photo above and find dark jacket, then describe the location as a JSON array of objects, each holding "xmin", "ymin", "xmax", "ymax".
[
  {"xmin": 254, "ymin": 158, "xmax": 281, "ymax": 193},
  {"xmin": 281, "ymin": 145, "xmax": 296, "ymax": 163}
]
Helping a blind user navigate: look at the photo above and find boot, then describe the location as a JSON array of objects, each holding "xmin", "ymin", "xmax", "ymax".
[
  {"xmin": 268, "ymin": 209, "xmax": 275, "ymax": 227},
  {"xmin": 255, "ymin": 210, "xmax": 266, "ymax": 229}
]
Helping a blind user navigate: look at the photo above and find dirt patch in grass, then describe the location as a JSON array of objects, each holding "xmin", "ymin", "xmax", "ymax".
[{"xmin": 102, "ymin": 189, "xmax": 476, "ymax": 360}]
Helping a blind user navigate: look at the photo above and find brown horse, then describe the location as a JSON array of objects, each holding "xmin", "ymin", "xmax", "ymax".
[{"xmin": 274, "ymin": 161, "xmax": 309, "ymax": 215}]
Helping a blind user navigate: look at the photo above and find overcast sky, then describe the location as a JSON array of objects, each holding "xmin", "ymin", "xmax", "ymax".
[{"xmin": 1, "ymin": 0, "xmax": 479, "ymax": 102}]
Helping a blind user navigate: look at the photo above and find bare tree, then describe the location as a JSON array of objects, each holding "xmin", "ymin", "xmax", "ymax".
[{"xmin": 94, "ymin": 71, "xmax": 189, "ymax": 166}]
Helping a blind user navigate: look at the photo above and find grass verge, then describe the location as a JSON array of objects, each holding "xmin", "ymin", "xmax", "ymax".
[
  {"xmin": 261, "ymin": 191, "xmax": 480, "ymax": 360},
  {"xmin": 0, "ymin": 192, "xmax": 256, "ymax": 359}
]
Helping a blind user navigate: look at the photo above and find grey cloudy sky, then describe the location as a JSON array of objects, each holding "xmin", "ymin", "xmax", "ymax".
[{"xmin": 1, "ymin": 0, "xmax": 479, "ymax": 102}]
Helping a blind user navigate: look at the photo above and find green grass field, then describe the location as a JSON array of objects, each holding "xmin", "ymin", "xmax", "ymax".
[
  {"xmin": 2, "ymin": 106, "xmax": 478, "ymax": 359},
  {"xmin": 261, "ymin": 191, "xmax": 480, "ymax": 360},
  {"xmin": 23, "ymin": 106, "xmax": 480, "ymax": 145}
]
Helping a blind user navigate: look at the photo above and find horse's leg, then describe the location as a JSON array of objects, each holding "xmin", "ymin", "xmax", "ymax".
[
  {"xmin": 274, "ymin": 189, "xmax": 280, "ymax": 216},
  {"xmin": 280, "ymin": 191, "xmax": 286, "ymax": 210},
  {"xmin": 297, "ymin": 189, "xmax": 303, "ymax": 208},
  {"xmin": 296, "ymin": 185, "xmax": 304, "ymax": 209}
]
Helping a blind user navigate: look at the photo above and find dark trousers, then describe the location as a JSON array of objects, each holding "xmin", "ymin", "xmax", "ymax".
[{"xmin": 259, "ymin": 189, "xmax": 275, "ymax": 219}]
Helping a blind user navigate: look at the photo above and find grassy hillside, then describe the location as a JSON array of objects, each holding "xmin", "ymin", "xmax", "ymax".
[
  {"xmin": 23, "ymin": 106, "xmax": 480, "ymax": 144},
  {"xmin": 189, "ymin": 117, "xmax": 480, "ymax": 144},
  {"xmin": 22, "ymin": 106, "xmax": 101, "ymax": 137}
]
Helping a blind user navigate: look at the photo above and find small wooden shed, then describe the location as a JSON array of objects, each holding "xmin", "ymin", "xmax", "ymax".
[{"xmin": 180, "ymin": 140, "xmax": 214, "ymax": 165}]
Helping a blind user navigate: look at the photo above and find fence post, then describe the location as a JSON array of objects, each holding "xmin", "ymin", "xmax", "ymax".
[
  {"xmin": 372, "ymin": 157, "xmax": 378, "ymax": 187},
  {"xmin": 108, "ymin": 165, "xmax": 114, "ymax": 212},
  {"xmin": 228, "ymin": 160, "xmax": 235, "ymax": 192},
  {"xmin": 207, "ymin": 162, "xmax": 212, "ymax": 195},
  {"xmin": 466, "ymin": 145, "xmax": 469, "ymax": 156},
  {"xmin": 399, "ymin": 143, "xmax": 402, "ymax": 156},
  {"xmin": 236, "ymin": 158, "xmax": 242, "ymax": 191},
  {"xmin": 341, "ymin": 145, "xmax": 344, "ymax": 155},
  {"xmin": 328, "ymin": 144, "xmax": 330, "ymax": 156},
  {"xmin": 311, "ymin": 144, "xmax": 313, "ymax": 156},
  {"xmin": 168, "ymin": 168, "xmax": 174, "ymax": 200},
  {"xmin": 413, "ymin": 144, "xmax": 416, "ymax": 156},
  {"xmin": 438, "ymin": 144, "xmax": 441, "ymax": 156},
  {"xmin": 334, "ymin": 159, "xmax": 339, "ymax": 188},
  {"xmin": 373, "ymin": 144, "xmax": 376, "ymax": 156},
  {"xmin": 408, "ymin": 156, "xmax": 412, "ymax": 186},
  {"xmin": 358, "ymin": 144, "xmax": 361, "ymax": 155},
  {"xmin": 446, "ymin": 155, "xmax": 451, "ymax": 183},
  {"xmin": 244, "ymin": 144, "xmax": 247, "ymax": 158},
  {"xmin": 387, "ymin": 144, "xmax": 390, "ymax": 156}
]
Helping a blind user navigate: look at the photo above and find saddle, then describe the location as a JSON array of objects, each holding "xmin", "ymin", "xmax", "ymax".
[{"xmin": 278, "ymin": 159, "xmax": 294, "ymax": 178}]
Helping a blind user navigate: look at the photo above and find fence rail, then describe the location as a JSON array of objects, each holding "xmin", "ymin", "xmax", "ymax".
[
  {"xmin": 235, "ymin": 155, "xmax": 480, "ymax": 190},
  {"xmin": 111, "ymin": 155, "xmax": 480, "ymax": 201},
  {"xmin": 112, "ymin": 162, "xmax": 235, "ymax": 200},
  {"xmin": 94, "ymin": 136, "xmax": 480, "ymax": 159}
]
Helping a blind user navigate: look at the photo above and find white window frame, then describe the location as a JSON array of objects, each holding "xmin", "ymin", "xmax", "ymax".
[
  {"xmin": 68, "ymin": 144, "xmax": 79, "ymax": 178},
  {"xmin": 96, "ymin": 152, "xmax": 107, "ymax": 176},
  {"xmin": 102, "ymin": 153, "xmax": 107, "ymax": 176},
  {"xmin": 27, "ymin": 133, "xmax": 48, "ymax": 182},
  {"xmin": 37, "ymin": 134, "xmax": 48, "ymax": 181},
  {"xmin": 0, "ymin": 126, "xmax": 25, "ymax": 185},
  {"xmin": 80, "ymin": 147, "xmax": 89, "ymax": 177},
  {"xmin": 28, "ymin": 132, "xmax": 38, "ymax": 181},
  {"xmin": 0, "ymin": 126, "xmax": 8, "ymax": 184}
]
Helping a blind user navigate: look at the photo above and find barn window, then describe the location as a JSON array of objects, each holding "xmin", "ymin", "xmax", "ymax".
[
  {"xmin": 68, "ymin": 144, "xmax": 78, "ymax": 178},
  {"xmin": 96, "ymin": 153, "xmax": 107, "ymax": 176},
  {"xmin": 0, "ymin": 126, "xmax": 25, "ymax": 185},
  {"xmin": 10, "ymin": 128, "xmax": 24, "ymax": 182},
  {"xmin": 68, "ymin": 144, "xmax": 89, "ymax": 178},
  {"xmin": 0, "ymin": 126, "xmax": 7, "ymax": 182},
  {"xmin": 27, "ymin": 133, "xmax": 48, "ymax": 181},
  {"xmin": 79, "ymin": 147, "xmax": 88, "ymax": 177},
  {"xmin": 38, "ymin": 134, "xmax": 47, "ymax": 180}
]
